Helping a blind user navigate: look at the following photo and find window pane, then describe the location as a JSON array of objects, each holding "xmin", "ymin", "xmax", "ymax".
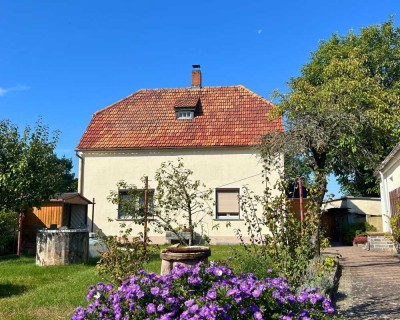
[
  {"xmin": 118, "ymin": 190, "xmax": 154, "ymax": 219},
  {"xmin": 217, "ymin": 189, "xmax": 239, "ymax": 217}
]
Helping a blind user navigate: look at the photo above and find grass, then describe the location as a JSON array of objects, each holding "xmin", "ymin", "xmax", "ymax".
[{"xmin": 0, "ymin": 245, "xmax": 242, "ymax": 320}]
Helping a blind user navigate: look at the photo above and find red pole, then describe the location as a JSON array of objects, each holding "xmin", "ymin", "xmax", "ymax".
[
  {"xmin": 299, "ymin": 177, "xmax": 304, "ymax": 234},
  {"xmin": 143, "ymin": 176, "xmax": 149, "ymax": 250}
]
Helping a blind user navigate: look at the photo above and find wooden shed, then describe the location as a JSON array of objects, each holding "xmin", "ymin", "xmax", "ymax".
[{"xmin": 22, "ymin": 193, "xmax": 92, "ymax": 251}]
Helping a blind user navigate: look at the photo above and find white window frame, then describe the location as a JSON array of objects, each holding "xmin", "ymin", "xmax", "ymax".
[
  {"xmin": 117, "ymin": 189, "xmax": 154, "ymax": 220},
  {"xmin": 176, "ymin": 111, "xmax": 194, "ymax": 119},
  {"xmin": 215, "ymin": 188, "xmax": 240, "ymax": 220}
]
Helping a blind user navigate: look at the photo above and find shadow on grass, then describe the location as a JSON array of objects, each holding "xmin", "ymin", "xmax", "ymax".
[
  {"xmin": 0, "ymin": 283, "xmax": 28, "ymax": 298},
  {"xmin": 0, "ymin": 254, "xmax": 20, "ymax": 262},
  {"xmin": 86, "ymin": 257, "xmax": 100, "ymax": 266}
]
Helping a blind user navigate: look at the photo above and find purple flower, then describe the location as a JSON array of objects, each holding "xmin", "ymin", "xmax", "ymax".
[
  {"xmin": 206, "ymin": 290, "xmax": 217, "ymax": 300},
  {"xmin": 189, "ymin": 304, "xmax": 199, "ymax": 313},
  {"xmin": 254, "ymin": 311, "xmax": 263, "ymax": 320},
  {"xmin": 252, "ymin": 289, "xmax": 261, "ymax": 298},
  {"xmin": 151, "ymin": 286, "xmax": 160, "ymax": 295},
  {"xmin": 73, "ymin": 261, "xmax": 335, "ymax": 320},
  {"xmin": 146, "ymin": 303, "xmax": 156, "ymax": 314},
  {"xmin": 226, "ymin": 289, "xmax": 237, "ymax": 297},
  {"xmin": 105, "ymin": 283, "xmax": 113, "ymax": 292},
  {"xmin": 96, "ymin": 282, "xmax": 105, "ymax": 291},
  {"xmin": 239, "ymin": 308, "xmax": 247, "ymax": 316},
  {"xmin": 188, "ymin": 275, "xmax": 202, "ymax": 285},
  {"xmin": 165, "ymin": 296, "xmax": 175, "ymax": 304},
  {"xmin": 157, "ymin": 304, "xmax": 165, "ymax": 312},
  {"xmin": 249, "ymin": 304, "xmax": 259, "ymax": 313},
  {"xmin": 184, "ymin": 299, "xmax": 195, "ymax": 307},
  {"xmin": 86, "ymin": 286, "xmax": 95, "ymax": 300}
]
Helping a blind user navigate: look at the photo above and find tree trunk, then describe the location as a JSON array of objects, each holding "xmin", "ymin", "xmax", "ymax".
[{"xmin": 17, "ymin": 212, "xmax": 23, "ymax": 257}]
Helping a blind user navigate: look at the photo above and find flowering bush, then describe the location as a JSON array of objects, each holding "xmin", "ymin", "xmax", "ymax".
[
  {"xmin": 72, "ymin": 262, "xmax": 336, "ymax": 320},
  {"xmin": 352, "ymin": 235, "xmax": 368, "ymax": 245}
]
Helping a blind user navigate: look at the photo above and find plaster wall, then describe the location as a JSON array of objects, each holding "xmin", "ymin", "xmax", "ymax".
[
  {"xmin": 380, "ymin": 148, "xmax": 400, "ymax": 232},
  {"xmin": 347, "ymin": 198, "xmax": 381, "ymax": 216},
  {"xmin": 79, "ymin": 147, "xmax": 281, "ymax": 244}
]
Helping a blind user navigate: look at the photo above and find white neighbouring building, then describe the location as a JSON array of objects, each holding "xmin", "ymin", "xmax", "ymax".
[
  {"xmin": 378, "ymin": 141, "xmax": 400, "ymax": 232},
  {"xmin": 76, "ymin": 66, "xmax": 283, "ymax": 244}
]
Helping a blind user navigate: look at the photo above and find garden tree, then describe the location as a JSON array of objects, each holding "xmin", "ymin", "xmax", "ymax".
[
  {"xmin": 154, "ymin": 158, "xmax": 213, "ymax": 245},
  {"xmin": 0, "ymin": 119, "xmax": 75, "ymax": 254},
  {"xmin": 0, "ymin": 119, "xmax": 72, "ymax": 212},
  {"xmin": 262, "ymin": 19, "xmax": 400, "ymax": 204},
  {"xmin": 57, "ymin": 157, "xmax": 78, "ymax": 192},
  {"xmin": 108, "ymin": 159, "xmax": 213, "ymax": 246}
]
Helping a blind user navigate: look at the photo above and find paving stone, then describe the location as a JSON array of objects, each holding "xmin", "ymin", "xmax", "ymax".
[{"xmin": 325, "ymin": 246, "xmax": 400, "ymax": 319}]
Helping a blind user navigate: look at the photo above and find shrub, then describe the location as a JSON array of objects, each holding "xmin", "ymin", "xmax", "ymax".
[
  {"xmin": 96, "ymin": 223, "xmax": 148, "ymax": 284},
  {"xmin": 72, "ymin": 261, "xmax": 337, "ymax": 320},
  {"xmin": 233, "ymin": 185, "xmax": 320, "ymax": 290},
  {"xmin": 0, "ymin": 210, "xmax": 18, "ymax": 251},
  {"xmin": 340, "ymin": 222, "xmax": 376, "ymax": 245},
  {"xmin": 301, "ymin": 256, "xmax": 337, "ymax": 295},
  {"xmin": 352, "ymin": 236, "xmax": 368, "ymax": 245}
]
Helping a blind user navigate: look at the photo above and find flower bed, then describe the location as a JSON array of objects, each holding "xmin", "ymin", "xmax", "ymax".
[
  {"xmin": 352, "ymin": 235, "xmax": 368, "ymax": 245},
  {"xmin": 72, "ymin": 262, "xmax": 336, "ymax": 319}
]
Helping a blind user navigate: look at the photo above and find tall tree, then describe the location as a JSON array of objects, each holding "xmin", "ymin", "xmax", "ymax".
[
  {"xmin": 0, "ymin": 119, "xmax": 74, "ymax": 212},
  {"xmin": 57, "ymin": 157, "xmax": 78, "ymax": 192},
  {"xmin": 262, "ymin": 19, "xmax": 400, "ymax": 204}
]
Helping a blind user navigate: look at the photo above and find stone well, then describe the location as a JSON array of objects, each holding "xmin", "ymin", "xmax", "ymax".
[
  {"xmin": 36, "ymin": 229, "xmax": 89, "ymax": 266},
  {"xmin": 160, "ymin": 246, "xmax": 211, "ymax": 275}
]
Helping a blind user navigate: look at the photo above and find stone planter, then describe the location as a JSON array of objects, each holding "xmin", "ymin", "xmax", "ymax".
[
  {"xmin": 160, "ymin": 246, "xmax": 211, "ymax": 275},
  {"xmin": 353, "ymin": 242, "xmax": 367, "ymax": 248}
]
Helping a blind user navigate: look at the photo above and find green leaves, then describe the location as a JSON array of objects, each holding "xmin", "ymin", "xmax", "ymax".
[
  {"xmin": 0, "ymin": 119, "xmax": 73, "ymax": 213},
  {"xmin": 153, "ymin": 158, "xmax": 213, "ymax": 245},
  {"xmin": 263, "ymin": 19, "xmax": 400, "ymax": 199}
]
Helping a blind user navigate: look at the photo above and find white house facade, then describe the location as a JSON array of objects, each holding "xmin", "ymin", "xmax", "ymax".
[
  {"xmin": 76, "ymin": 66, "xmax": 283, "ymax": 244},
  {"xmin": 378, "ymin": 141, "xmax": 400, "ymax": 232}
]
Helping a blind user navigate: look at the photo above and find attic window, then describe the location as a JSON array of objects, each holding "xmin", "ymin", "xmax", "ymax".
[{"xmin": 176, "ymin": 110, "xmax": 194, "ymax": 119}]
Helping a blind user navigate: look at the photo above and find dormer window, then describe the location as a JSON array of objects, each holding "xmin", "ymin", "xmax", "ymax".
[
  {"xmin": 174, "ymin": 94, "xmax": 200, "ymax": 120},
  {"xmin": 176, "ymin": 110, "xmax": 194, "ymax": 119}
]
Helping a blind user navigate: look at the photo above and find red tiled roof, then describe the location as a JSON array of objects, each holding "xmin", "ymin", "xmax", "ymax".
[{"xmin": 77, "ymin": 85, "xmax": 283, "ymax": 150}]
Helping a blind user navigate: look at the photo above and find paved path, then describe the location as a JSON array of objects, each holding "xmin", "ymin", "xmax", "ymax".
[{"xmin": 325, "ymin": 246, "xmax": 400, "ymax": 319}]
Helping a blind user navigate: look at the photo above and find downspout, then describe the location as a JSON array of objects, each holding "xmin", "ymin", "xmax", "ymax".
[
  {"xmin": 379, "ymin": 171, "xmax": 389, "ymax": 232},
  {"xmin": 75, "ymin": 151, "xmax": 84, "ymax": 195}
]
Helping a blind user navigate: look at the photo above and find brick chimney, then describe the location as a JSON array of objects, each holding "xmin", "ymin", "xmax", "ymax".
[{"xmin": 191, "ymin": 65, "xmax": 202, "ymax": 89}]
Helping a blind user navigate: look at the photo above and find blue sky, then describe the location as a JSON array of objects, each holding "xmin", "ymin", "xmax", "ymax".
[{"xmin": 1, "ymin": 1, "xmax": 399, "ymax": 197}]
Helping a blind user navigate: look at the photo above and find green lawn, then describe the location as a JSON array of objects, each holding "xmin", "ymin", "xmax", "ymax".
[{"xmin": 0, "ymin": 245, "xmax": 240, "ymax": 320}]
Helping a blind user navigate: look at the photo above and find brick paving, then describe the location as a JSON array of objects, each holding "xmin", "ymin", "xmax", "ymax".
[{"xmin": 325, "ymin": 246, "xmax": 400, "ymax": 319}]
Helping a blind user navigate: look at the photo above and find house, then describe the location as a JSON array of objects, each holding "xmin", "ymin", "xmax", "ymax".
[
  {"xmin": 323, "ymin": 197, "xmax": 382, "ymax": 241},
  {"xmin": 22, "ymin": 193, "xmax": 92, "ymax": 251},
  {"xmin": 378, "ymin": 141, "xmax": 400, "ymax": 232},
  {"xmin": 76, "ymin": 66, "xmax": 283, "ymax": 244}
]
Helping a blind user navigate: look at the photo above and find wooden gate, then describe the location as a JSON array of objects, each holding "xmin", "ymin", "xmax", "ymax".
[{"xmin": 389, "ymin": 187, "xmax": 400, "ymax": 217}]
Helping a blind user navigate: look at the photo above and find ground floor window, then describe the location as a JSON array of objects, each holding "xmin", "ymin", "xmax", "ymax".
[
  {"xmin": 216, "ymin": 188, "xmax": 240, "ymax": 219},
  {"xmin": 118, "ymin": 189, "xmax": 154, "ymax": 220}
]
